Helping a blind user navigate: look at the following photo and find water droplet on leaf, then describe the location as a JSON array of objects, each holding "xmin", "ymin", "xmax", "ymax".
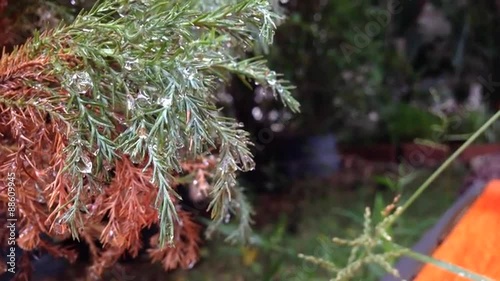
[
  {"xmin": 160, "ymin": 97, "xmax": 172, "ymax": 108},
  {"xmin": 79, "ymin": 155, "xmax": 93, "ymax": 174}
]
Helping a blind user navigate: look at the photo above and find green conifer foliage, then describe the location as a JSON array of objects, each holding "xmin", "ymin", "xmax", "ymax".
[{"xmin": 0, "ymin": 0, "xmax": 298, "ymax": 278}]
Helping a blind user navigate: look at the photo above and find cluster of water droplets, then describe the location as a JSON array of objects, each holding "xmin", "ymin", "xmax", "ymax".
[
  {"xmin": 67, "ymin": 71, "xmax": 92, "ymax": 95},
  {"xmin": 128, "ymin": 83, "xmax": 177, "ymax": 112}
]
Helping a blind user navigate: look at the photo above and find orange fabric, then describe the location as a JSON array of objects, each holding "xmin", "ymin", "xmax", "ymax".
[{"xmin": 414, "ymin": 180, "xmax": 500, "ymax": 281}]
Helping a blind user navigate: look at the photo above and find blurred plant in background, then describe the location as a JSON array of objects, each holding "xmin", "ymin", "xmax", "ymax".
[
  {"xmin": 262, "ymin": 0, "xmax": 390, "ymax": 138},
  {"xmin": 227, "ymin": 0, "xmax": 499, "ymax": 144}
]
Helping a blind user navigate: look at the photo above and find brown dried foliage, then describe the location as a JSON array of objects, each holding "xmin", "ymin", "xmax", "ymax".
[
  {"xmin": 148, "ymin": 211, "xmax": 202, "ymax": 271},
  {"xmin": 0, "ymin": 45, "xmax": 210, "ymax": 280}
]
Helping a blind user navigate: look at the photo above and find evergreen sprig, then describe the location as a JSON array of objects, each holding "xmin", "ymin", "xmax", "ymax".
[{"xmin": 13, "ymin": 0, "xmax": 299, "ymax": 246}]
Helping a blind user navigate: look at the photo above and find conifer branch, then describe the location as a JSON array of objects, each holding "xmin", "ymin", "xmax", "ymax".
[{"xmin": 1, "ymin": 0, "xmax": 299, "ymax": 264}]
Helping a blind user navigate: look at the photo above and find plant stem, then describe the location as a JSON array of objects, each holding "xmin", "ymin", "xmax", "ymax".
[
  {"xmin": 390, "ymin": 243, "xmax": 494, "ymax": 281},
  {"xmin": 390, "ymin": 110, "xmax": 500, "ymax": 227}
]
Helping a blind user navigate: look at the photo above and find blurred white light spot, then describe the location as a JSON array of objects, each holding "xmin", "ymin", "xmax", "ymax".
[
  {"xmin": 271, "ymin": 123, "xmax": 284, "ymax": 132},
  {"xmin": 252, "ymin": 107, "xmax": 263, "ymax": 121},
  {"xmin": 368, "ymin": 111, "xmax": 379, "ymax": 122},
  {"xmin": 268, "ymin": 110, "xmax": 279, "ymax": 121}
]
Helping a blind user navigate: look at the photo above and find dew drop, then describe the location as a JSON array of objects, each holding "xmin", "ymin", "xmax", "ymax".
[
  {"xmin": 79, "ymin": 155, "xmax": 93, "ymax": 174},
  {"xmin": 69, "ymin": 71, "xmax": 92, "ymax": 94},
  {"xmin": 36, "ymin": 194, "xmax": 46, "ymax": 203},
  {"xmin": 187, "ymin": 261, "xmax": 196, "ymax": 269},
  {"xmin": 159, "ymin": 96, "xmax": 172, "ymax": 108}
]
